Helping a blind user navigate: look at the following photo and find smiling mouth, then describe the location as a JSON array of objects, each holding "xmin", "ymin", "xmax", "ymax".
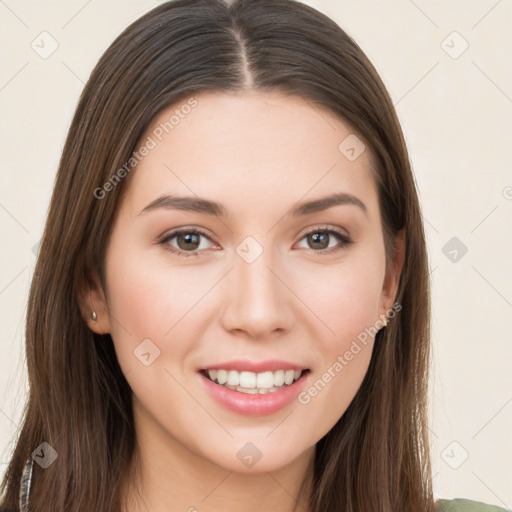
[{"xmin": 200, "ymin": 368, "xmax": 310, "ymax": 395}]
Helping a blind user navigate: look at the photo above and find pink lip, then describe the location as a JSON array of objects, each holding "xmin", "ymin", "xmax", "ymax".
[
  {"xmin": 200, "ymin": 359, "xmax": 307, "ymax": 373},
  {"xmin": 198, "ymin": 369, "xmax": 310, "ymax": 416}
]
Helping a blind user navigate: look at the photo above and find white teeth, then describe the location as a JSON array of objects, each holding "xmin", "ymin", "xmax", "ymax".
[
  {"xmin": 222, "ymin": 383, "xmax": 282, "ymax": 394},
  {"xmin": 217, "ymin": 369, "xmax": 228, "ymax": 384},
  {"xmin": 256, "ymin": 371, "xmax": 274, "ymax": 388},
  {"xmin": 239, "ymin": 371, "xmax": 257, "ymax": 388},
  {"xmin": 236, "ymin": 386, "xmax": 258, "ymax": 394},
  {"xmin": 227, "ymin": 370, "xmax": 239, "ymax": 386},
  {"xmin": 206, "ymin": 368, "xmax": 304, "ymax": 392},
  {"xmin": 273, "ymin": 370, "xmax": 285, "ymax": 387},
  {"xmin": 284, "ymin": 369, "xmax": 295, "ymax": 385}
]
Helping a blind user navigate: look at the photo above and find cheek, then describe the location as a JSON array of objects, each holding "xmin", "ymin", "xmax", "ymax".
[
  {"xmin": 293, "ymin": 251, "xmax": 385, "ymax": 346},
  {"xmin": 105, "ymin": 245, "xmax": 217, "ymax": 345},
  {"xmin": 102, "ymin": 244, "xmax": 215, "ymax": 412},
  {"xmin": 291, "ymin": 251, "xmax": 384, "ymax": 424}
]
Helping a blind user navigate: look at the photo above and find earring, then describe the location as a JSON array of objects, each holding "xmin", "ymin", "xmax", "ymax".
[
  {"xmin": 89, "ymin": 311, "xmax": 97, "ymax": 323},
  {"xmin": 383, "ymin": 316, "xmax": 388, "ymax": 327}
]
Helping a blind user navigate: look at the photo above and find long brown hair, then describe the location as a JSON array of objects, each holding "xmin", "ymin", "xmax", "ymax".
[{"xmin": 0, "ymin": 0, "xmax": 434, "ymax": 510}]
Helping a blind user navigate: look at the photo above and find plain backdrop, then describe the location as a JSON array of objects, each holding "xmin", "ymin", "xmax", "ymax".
[{"xmin": 1, "ymin": 0, "xmax": 511, "ymax": 508}]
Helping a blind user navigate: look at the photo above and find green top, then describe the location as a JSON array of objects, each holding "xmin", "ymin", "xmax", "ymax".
[{"xmin": 437, "ymin": 498, "xmax": 510, "ymax": 511}]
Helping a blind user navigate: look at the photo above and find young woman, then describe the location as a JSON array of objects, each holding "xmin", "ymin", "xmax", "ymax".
[{"xmin": 0, "ymin": 0, "xmax": 507, "ymax": 511}]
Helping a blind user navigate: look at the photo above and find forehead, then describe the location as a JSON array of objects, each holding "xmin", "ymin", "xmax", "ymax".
[{"xmin": 121, "ymin": 90, "xmax": 379, "ymax": 221}]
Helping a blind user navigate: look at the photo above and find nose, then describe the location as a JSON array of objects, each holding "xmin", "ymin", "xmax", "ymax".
[{"xmin": 219, "ymin": 242, "xmax": 294, "ymax": 339}]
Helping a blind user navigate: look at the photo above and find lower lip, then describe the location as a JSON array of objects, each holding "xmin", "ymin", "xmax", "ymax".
[{"xmin": 199, "ymin": 371, "xmax": 310, "ymax": 416}]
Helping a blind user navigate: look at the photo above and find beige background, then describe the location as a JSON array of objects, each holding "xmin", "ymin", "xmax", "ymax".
[{"xmin": 1, "ymin": 0, "xmax": 511, "ymax": 507}]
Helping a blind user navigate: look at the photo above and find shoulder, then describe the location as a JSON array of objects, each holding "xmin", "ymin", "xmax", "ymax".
[{"xmin": 437, "ymin": 498, "xmax": 510, "ymax": 512}]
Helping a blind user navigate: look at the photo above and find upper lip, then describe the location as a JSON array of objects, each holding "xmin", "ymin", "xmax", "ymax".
[{"xmin": 200, "ymin": 359, "xmax": 308, "ymax": 373}]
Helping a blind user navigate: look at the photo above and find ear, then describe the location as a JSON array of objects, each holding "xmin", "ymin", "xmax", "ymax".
[
  {"xmin": 379, "ymin": 228, "xmax": 405, "ymax": 317},
  {"xmin": 77, "ymin": 270, "xmax": 111, "ymax": 335}
]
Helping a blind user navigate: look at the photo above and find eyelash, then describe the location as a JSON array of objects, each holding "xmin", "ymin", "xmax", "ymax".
[{"xmin": 157, "ymin": 225, "xmax": 353, "ymax": 258}]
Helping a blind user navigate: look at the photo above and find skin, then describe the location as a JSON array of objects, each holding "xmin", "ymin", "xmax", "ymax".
[{"xmin": 84, "ymin": 90, "xmax": 405, "ymax": 512}]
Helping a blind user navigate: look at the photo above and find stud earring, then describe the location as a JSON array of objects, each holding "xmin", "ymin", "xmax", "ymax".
[{"xmin": 89, "ymin": 311, "xmax": 97, "ymax": 323}]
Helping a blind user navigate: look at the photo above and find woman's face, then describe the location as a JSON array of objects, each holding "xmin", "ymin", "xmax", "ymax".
[{"xmin": 89, "ymin": 90, "xmax": 402, "ymax": 474}]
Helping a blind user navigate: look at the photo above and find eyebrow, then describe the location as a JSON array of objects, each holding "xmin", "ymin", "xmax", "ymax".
[{"xmin": 137, "ymin": 192, "xmax": 368, "ymax": 218}]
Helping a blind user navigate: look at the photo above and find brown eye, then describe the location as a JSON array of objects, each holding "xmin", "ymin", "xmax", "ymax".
[
  {"xmin": 307, "ymin": 232, "xmax": 330, "ymax": 250},
  {"xmin": 296, "ymin": 227, "xmax": 353, "ymax": 255},
  {"xmin": 159, "ymin": 228, "xmax": 216, "ymax": 257},
  {"xmin": 176, "ymin": 232, "xmax": 201, "ymax": 251}
]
